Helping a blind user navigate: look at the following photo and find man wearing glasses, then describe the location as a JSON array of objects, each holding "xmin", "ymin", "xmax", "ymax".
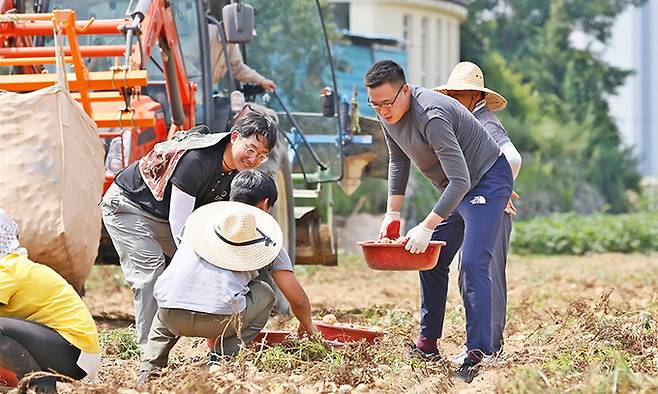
[
  {"xmin": 101, "ymin": 110, "xmax": 278, "ymax": 360},
  {"xmin": 365, "ymin": 60, "xmax": 513, "ymax": 382}
]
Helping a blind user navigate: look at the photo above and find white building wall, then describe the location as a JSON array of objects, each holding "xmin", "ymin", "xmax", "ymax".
[
  {"xmin": 605, "ymin": 0, "xmax": 658, "ymax": 177},
  {"xmin": 343, "ymin": 0, "xmax": 467, "ymax": 86}
]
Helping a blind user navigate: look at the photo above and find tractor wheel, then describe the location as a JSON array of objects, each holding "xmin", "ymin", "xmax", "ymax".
[
  {"xmin": 258, "ymin": 151, "xmax": 295, "ymax": 316},
  {"xmin": 271, "ymin": 153, "xmax": 296, "ymax": 264}
]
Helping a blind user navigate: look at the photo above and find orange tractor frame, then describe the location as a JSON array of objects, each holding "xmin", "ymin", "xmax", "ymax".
[{"xmin": 0, "ymin": 1, "xmax": 195, "ymax": 191}]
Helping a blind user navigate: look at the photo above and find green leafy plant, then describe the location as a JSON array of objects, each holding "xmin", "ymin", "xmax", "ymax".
[
  {"xmin": 512, "ymin": 212, "xmax": 658, "ymax": 255},
  {"xmin": 100, "ymin": 327, "xmax": 139, "ymax": 360}
]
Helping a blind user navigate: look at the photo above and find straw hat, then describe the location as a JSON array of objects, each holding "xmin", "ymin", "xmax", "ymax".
[
  {"xmin": 183, "ymin": 201, "xmax": 283, "ymax": 271},
  {"xmin": 433, "ymin": 62, "xmax": 507, "ymax": 112}
]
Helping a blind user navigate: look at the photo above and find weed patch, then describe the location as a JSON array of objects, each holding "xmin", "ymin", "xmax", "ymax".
[
  {"xmin": 501, "ymin": 290, "xmax": 658, "ymax": 392},
  {"xmin": 100, "ymin": 327, "xmax": 139, "ymax": 360}
]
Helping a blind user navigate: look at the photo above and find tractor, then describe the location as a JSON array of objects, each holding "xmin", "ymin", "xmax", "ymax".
[{"xmin": 0, "ymin": 0, "xmax": 387, "ymax": 270}]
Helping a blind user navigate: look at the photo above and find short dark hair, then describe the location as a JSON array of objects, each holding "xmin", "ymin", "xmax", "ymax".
[
  {"xmin": 364, "ymin": 60, "xmax": 406, "ymax": 88},
  {"xmin": 229, "ymin": 169, "xmax": 278, "ymax": 208},
  {"xmin": 231, "ymin": 110, "xmax": 278, "ymax": 150}
]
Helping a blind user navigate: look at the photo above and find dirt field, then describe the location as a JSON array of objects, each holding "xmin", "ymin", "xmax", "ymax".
[{"xmin": 38, "ymin": 252, "xmax": 658, "ymax": 393}]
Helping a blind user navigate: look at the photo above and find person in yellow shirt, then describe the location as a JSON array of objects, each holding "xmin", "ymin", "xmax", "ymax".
[{"xmin": 0, "ymin": 209, "xmax": 101, "ymax": 392}]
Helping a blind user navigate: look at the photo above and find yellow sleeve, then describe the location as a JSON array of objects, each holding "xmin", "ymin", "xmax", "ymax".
[{"xmin": 0, "ymin": 269, "xmax": 16, "ymax": 305}]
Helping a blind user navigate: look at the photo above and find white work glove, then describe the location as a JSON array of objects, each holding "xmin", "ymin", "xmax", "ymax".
[
  {"xmin": 378, "ymin": 211, "xmax": 402, "ymax": 239},
  {"xmin": 404, "ymin": 223, "xmax": 434, "ymax": 254}
]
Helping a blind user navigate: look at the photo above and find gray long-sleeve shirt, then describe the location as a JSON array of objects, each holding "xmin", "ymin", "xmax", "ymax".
[
  {"xmin": 474, "ymin": 102, "xmax": 522, "ymax": 178},
  {"xmin": 473, "ymin": 104, "xmax": 511, "ymax": 146},
  {"xmin": 381, "ymin": 86, "xmax": 501, "ymax": 218}
]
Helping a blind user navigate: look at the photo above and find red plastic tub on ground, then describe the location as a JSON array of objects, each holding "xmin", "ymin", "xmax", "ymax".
[
  {"xmin": 252, "ymin": 330, "xmax": 291, "ymax": 346},
  {"xmin": 0, "ymin": 367, "xmax": 18, "ymax": 387},
  {"xmin": 357, "ymin": 240, "xmax": 446, "ymax": 271},
  {"xmin": 206, "ymin": 330, "xmax": 291, "ymax": 350},
  {"xmin": 314, "ymin": 321, "xmax": 386, "ymax": 343}
]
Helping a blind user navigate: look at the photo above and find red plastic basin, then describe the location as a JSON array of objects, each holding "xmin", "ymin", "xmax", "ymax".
[
  {"xmin": 0, "ymin": 367, "xmax": 18, "ymax": 387},
  {"xmin": 315, "ymin": 321, "xmax": 386, "ymax": 343},
  {"xmin": 357, "ymin": 240, "xmax": 446, "ymax": 271},
  {"xmin": 207, "ymin": 330, "xmax": 291, "ymax": 350},
  {"xmin": 253, "ymin": 330, "xmax": 291, "ymax": 346}
]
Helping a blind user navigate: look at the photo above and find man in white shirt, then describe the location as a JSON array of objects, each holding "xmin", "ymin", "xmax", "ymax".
[{"xmin": 139, "ymin": 170, "xmax": 315, "ymax": 382}]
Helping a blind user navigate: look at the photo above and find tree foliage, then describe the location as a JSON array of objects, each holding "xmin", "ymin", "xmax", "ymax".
[
  {"xmin": 459, "ymin": 0, "xmax": 645, "ymax": 215},
  {"xmin": 244, "ymin": 0, "xmax": 338, "ymax": 112}
]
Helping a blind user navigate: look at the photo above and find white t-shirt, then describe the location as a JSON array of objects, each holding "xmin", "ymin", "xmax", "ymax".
[{"xmin": 154, "ymin": 239, "xmax": 293, "ymax": 315}]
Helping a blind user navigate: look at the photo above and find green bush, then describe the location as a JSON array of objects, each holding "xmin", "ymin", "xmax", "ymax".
[{"xmin": 511, "ymin": 212, "xmax": 658, "ymax": 255}]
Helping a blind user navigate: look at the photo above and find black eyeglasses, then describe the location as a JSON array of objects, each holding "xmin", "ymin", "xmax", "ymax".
[
  {"xmin": 368, "ymin": 84, "xmax": 405, "ymax": 110},
  {"xmin": 238, "ymin": 136, "xmax": 269, "ymax": 163}
]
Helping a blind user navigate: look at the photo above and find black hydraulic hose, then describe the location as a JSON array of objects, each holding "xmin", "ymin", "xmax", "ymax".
[
  {"xmin": 315, "ymin": 0, "xmax": 344, "ymax": 181},
  {"xmin": 197, "ymin": 5, "xmax": 214, "ymax": 127},
  {"xmin": 149, "ymin": 56, "xmax": 164, "ymax": 73},
  {"xmin": 125, "ymin": 0, "xmax": 150, "ymax": 67},
  {"xmin": 161, "ymin": 38, "xmax": 186, "ymax": 126},
  {"xmin": 277, "ymin": 125, "xmax": 311, "ymax": 185},
  {"xmin": 272, "ymin": 90, "xmax": 327, "ymax": 171},
  {"xmin": 136, "ymin": 33, "xmax": 145, "ymax": 70},
  {"xmin": 123, "ymin": 17, "xmax": 141, "ymax": 67}
]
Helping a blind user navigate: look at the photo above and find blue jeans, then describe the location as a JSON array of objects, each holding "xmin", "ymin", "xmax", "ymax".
[{"xmin": 419, "ymin": 155, "xmax": 513, "ymax": 355}]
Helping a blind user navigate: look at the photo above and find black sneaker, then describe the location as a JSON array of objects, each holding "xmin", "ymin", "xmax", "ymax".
[
  {"xmin": 207, "ymin": 351, "xmax": 234, "ymax": 365},
  {"xmin": 408, "ymin": 343, "xmax": 442, "ymax": 361},
  {"xmin": 208, "ymin": 351, "xmax": 221, "ymax": 364},
  {"xmin": 454, "ymin": 357, "xmax": 480, "ymax": 383}
]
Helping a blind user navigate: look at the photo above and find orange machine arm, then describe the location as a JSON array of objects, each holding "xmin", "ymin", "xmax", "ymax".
[
  {"xmin": 0, "ymin": 0, "xmax": 196, "ymax": 130},
  {"xmin": 135, "ymin": 0, "xmax": 195, "ymax": 130}
]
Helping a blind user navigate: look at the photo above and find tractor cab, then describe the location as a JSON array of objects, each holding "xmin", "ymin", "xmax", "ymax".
[{"xmin": 158, "ymin": 0, "xmax": 359, "ymax": 265}]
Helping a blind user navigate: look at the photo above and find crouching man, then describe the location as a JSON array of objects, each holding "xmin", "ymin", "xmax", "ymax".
[{"xmin": 139, "ymin": 170, "xmax": 315, "ymax": 381}]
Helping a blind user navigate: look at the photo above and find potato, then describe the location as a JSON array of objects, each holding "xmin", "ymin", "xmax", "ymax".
[
  {"xmin": 322, "ymin": 313, "xmax": 338, "ymax": 325},
  {"xmin": 379, "ymin": 237, "xmax": 393, "ymax": 244}
]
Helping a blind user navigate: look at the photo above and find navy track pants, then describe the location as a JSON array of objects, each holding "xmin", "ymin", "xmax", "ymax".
[{"xmin": 419, "ymin": 155, "xmax": 513, "ymax": 355}]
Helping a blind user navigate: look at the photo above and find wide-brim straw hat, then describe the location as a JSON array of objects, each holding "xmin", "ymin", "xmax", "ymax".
[
  {"xmin": 184, "ymin": 201, "xmax": 283, "ymax": 271},
  {"xmin": 433, "ymin": 61, "xmax": 507, "ymax": 112}
]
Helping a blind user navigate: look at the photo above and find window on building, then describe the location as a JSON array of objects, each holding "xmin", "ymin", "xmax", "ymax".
[
  {"xmin": 436, "ymin": 19, "xmax": 443, "ymax": 85},
  {"xmin": 446, "ymin": 20, "xmax": 453, "ymax": 69},
  {"xmin": 421, "ymin": 17, "xmax": 428, "ymax": 86},
  {"xmin": 332, "ymin": 2, "xmax": 350, "ymax": 31},
  {"xmin": 403, "ymin": 14, "xmax": 413, "ymax": 71},
  {"xmin": 403, "ymin": 14, "xmax": 412, "ymax": 47}
]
